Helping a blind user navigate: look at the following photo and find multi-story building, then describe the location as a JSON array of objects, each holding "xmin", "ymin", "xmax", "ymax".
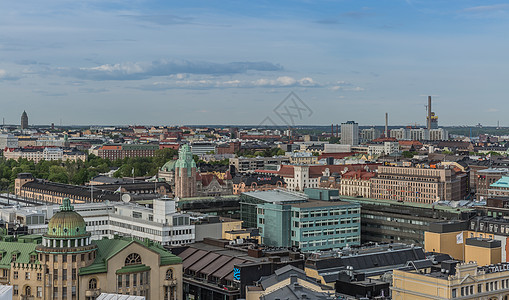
[
  {"xmin": 288, "ymin": 200, "xmax": 361, "ymax": 251},
  {"xmin": 367, "ymin": 141, "xmax": 399, "ymax": 157},
  {"xmin": 0, "ymin": 198, "xmax": 183, "ymax": 300},
  {"xmin": 287, "ymin": 152, "xmax": 318, "ymax": 165},
  {"xmin": 371, "ymin": 164, "xmax": 469, "ymax": 203},
  {"xmin": 488, "ymin": 176, "xmax": 509, "ymax": 198},
  {"xmin": 232, "ymin": 175, "xmax": 286, "ymax": 194},
  {"xmin": 476, "ymin": 169, "xmax": 509, "ymax": 201},
  {"xmin": 0, "ymin": 197, "xmax": 195, "ymax": 247},
  {"xmin": 360, "ymin": 127, "xmax": 381, "ymax": 143},
  {"xmin": 3, "ymin": 147, "xmax": 87, "ymax": 163},
  {"xmin": 229, "ymin": 157, "xmax": 290, "ymax": 173},
  {"xmin": 339, "ymin": 170, "xmax": 375, "ymax": 198},
  {"xmin": 392, "ymin": 261, "xmax": 509, "ymax": 300},
  {"xmin": 190, "ymin": 142, "xmax": 216, "ymax": 155},
  {"xmin": 0, "ymin": 134, "xmax": 18, "ymax": 149},
  {"xmin": 341, "ymin": 121, "xmax": 359, "ymax": 145},
  {"xmin": 430, "ymin": 128, "xmax": 449, "ymax": 141},
  {"xmin": 96, "ymin": 144, "xmax": 158, "ymax": 160},
  {"xmin": 240, "ymin": 190, "xmax": 361, "ymax": 251},
  {"xmin": 341, "ymin": 195, "xmax": 474, "ymax": 246}
]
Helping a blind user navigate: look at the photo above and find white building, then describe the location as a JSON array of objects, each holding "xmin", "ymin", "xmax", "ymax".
[
  {"xmin": 360, "ymin": 128, "xmax": 381, "ymax": 143},
  {"xmin": 0, "ymin": 197, "xmax": 195, "ymax": 246},
  {"xmin": 367, "ymin": 142, "xmax": 400, "ymax": 156},
  {"xmin": 430, "ymin": 128, "xmax": 449, "ymax": 141},
  {"xmin": 341, "ymin": 121, "xmax": 359, "ymax": 145},
  {"xmin": 284, "ymin": 166, "xmax": 319, "ymax": 191},
  {"xmin": 0, "ymin": 134, "xmax": 18, "ymax": 149}
]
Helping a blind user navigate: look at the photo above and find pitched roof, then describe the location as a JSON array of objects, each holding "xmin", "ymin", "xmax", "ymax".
[
  {"xmin": 0, "ymin": 241, "xmax": 39, "ymax": 268},
  {"xmin": 79, "ymin": 238, "xmax": 181, "ymax": 275}
]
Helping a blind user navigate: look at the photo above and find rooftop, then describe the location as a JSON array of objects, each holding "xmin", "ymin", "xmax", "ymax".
[
  {"xmin": 242, "ymin": 189, "xmax": 308, "ymax": 203},
  {"xmin": 290, "ymin": 200, "xmax": 353, "ymax": 209}
]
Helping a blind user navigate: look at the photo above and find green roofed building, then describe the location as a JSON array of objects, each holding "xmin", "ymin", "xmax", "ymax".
[{"xmin": 0, "ymin": 198, "xmax": 183, "ymax": 300}]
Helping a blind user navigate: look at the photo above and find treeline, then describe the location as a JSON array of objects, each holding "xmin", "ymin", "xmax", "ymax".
[{"xmin": 0, "ymin": 148, "xmax": 178, "ymax": 192}]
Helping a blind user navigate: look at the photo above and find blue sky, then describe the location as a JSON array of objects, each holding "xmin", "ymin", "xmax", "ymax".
[{"xmin": 1, "ymin": 0, "xmax": 508, "ymax": 126}]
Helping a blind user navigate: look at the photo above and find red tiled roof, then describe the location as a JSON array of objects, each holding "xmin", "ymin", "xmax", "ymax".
[{"xmin": 318, "ymin": 152, "xmax": 357, "ymax": 160}]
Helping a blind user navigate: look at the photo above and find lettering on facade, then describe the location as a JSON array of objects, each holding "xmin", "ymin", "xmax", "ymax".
[
  {"xmin": 487, "ymin": 263, "xmax": 509, "ymax": 274},
  {"xmin": 233, "ymin": 267, "xmax": 241, "ymax": 281}
]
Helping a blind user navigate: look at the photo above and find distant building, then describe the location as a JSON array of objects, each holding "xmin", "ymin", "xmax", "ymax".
[
  {"xmin": 229, "ymin": 156, "xmax": 290, "ymax": 173},
  {"xmin": 341, "ymin": 121, "xmax": 359, "ymax": 145},
  {"xmin": 96, "ymin": 144, "xmax": 158, "ymax": 160},
  {"xmin": 232, "ymin": 175, "xmax": 286, "ymax": 194},
  {"xmin": 340, "ymin": 170, "xmax": 375, "ymax": 198},
  {"xmin": 174, "ymin": 144, "xmax": 197, "ymax": 198},
  {"xmin": 3, "ymin": 147, "xmax": 87, "ymax": 163},
  {"xmin": 190, "ymin": 142, "xmax": 216, "ymax": 155},
  {"xmin": 367, "ymin": 141, "xmax": 400, "ymax": 156},
  {"xmin": 360, "ymin": 127, "xmax": 381, "ymax": 143},
  {"xmin": 21, "ymin": 110, "xmax": 28, "ymax": 130},
  {"xmin": 0, "ymin": 134, "xmax": 18, "ymax": 150},
  {"xmin": 371, "ymin": 164, "xmax": 469, "ymax": 203}
]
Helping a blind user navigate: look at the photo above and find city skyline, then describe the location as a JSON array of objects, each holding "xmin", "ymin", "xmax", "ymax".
[{"xmin": 1, "ymin": 1, "xmax": 508, "ymax": 126}]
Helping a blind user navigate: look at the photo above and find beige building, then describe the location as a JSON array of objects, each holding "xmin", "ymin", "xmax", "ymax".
[
  {"xmin": 3, "ymin": 147, "xmax": 87, "ymax": 163},
  {"xmin": 339, "ymin": 170, "xmax": 375, "ymax": 198},
  {"xmin": 371, "ymin": 164, "xmax": 469, "ymax": 203},
  {"xmin": 0, "ymin": 198, "xmax": 183, "ymax": 300},
  {"xmin": 393, "ymin": 261, "xmax": 509, "ymax": 300}
]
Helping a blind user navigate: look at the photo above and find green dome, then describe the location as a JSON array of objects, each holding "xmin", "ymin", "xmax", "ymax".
[
  {"xmin": 160, "ymin": 160, "xmax": 176, "ymax": 172},
  {"xmin": 47, "ymin": 198, "xmax": 87, "ymax": 238}
]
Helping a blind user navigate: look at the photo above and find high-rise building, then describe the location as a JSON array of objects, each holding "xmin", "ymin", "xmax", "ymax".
[
  {"xmin": 175, "ymin": 144, "xmax": 197, "ymax": 198},
  {"xmin": 340, "ymin": 121, "xmax": 359, "ymax": 145},
  {"xmin": 21, "ymin": 111, "xmax": 28, "ymax": 130}
]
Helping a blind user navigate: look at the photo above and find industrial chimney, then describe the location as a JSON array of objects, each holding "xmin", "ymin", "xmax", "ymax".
[{"xmin": 427, "ymin": 96, "xmax": 432, "ymax": 131}]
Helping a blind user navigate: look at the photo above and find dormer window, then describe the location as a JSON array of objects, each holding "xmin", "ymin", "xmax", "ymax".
[
  {"xmin": 30, "ymin": 254, "xmax": 37, "ymax": 264},
  {"xmin": 12, "ymin": 253, "xmax": 18, "ymax": 262}
]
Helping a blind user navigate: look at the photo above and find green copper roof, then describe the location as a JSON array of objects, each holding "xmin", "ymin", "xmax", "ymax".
[
  {"xmin": 175, "ymin": 144, "xmax": 196, "ymax": 177},
  {"xmin": 46, "ymin": 198, "xmax": 87, "ymax": 239},
  {"xmin": 160, "ymin": 160, "xmax": 176, "ymax": 172},
  {"xmin": 79, "ymin": 238, "xmax": 182, "ymax": 276},
  {"xmin": 0, "ymin": 241, "xmax": 39, "ymax": 269},
  {"xmin": 491, "ymin": 176, "xmax": 509, "ymax": 188}
]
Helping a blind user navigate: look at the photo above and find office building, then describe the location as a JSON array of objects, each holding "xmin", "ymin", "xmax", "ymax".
[
  {"xmin": 229, "ymin": 157, "xmax": 290, "ymax": 173},
  {"xmin": 360, "ymin": 128, "xmax": 381, "ymax": 143},
  {"xmin": 371, "ymin": 164, "xmax": 469, "ymax": 203},
  {"xmin": 0, "ymin": 134, "xmax": 18, "ymax": 150},
  {"xmin": 95, "ymin": 144, "xmax": 159, "ymax": 160},
  {"xmin": 341, "ymin": 121, "xmax": 359, "ymax": 145}
]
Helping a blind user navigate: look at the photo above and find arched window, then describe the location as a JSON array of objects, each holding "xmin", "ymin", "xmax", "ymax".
[
  {"xmin": 89, "ymin": 278, "xmax": 97, "ymax": 290},
  {"xmin": 25, "ymin": 286, "xmax": 31, "ymax": 296},
  {"xmin": 166, "ymin": 268, "xmax": 173, "ymax": 280},
  {"xmin": 125, "ymin": 253, "xmax": 142, "ymax": 266}
]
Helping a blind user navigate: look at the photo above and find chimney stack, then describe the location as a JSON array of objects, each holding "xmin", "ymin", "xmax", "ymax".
[
  {"xmin": 427, "ymin": 96, "xmax": 432, "ymax": 131},
  {"xmin": 385, "ymin": 112, "xmax": 388, "ymax": 137}
]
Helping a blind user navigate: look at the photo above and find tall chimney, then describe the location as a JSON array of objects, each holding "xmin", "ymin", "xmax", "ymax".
[
  {"xmin": 385, "ymin": 112, "xmax": 388, "ymax": 138},
  {"xmin": 427, "ymin": 96, "xmax": 432, "ymax": 130},
  {"xmin": 331, "ymin": 123, "xmax": 334, "ymax": 137}
]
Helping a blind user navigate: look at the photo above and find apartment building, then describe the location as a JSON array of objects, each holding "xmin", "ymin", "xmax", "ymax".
[
  {"xmin": 371, "ymin": 164, "xmax": 469, "ymax": 203},
  {"xmin": 95, "ymin": 144, "xmax": 158, "ymax": 160},
  {"xmin": 229, "ymin": 156, "xmax": 290, "ymax": 173}
]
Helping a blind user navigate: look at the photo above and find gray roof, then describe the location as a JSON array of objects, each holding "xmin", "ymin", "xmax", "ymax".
[{"xmin": 242, "ymin": 190, "xmax": 308, "ymax": 203}]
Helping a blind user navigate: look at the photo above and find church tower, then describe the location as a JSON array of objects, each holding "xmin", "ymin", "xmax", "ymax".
[
  {"xmin": 21, "ymin": 111, "xmax": 28, "ymax": 130},
  {"xmin": 174, "ymin": 144, "xmax": 197, "ymax": 198}
]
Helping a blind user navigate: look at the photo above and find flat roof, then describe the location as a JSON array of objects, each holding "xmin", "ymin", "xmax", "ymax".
[
  {"xmin": 339, "ymin": 195, "xmax": 473, "ymax": 213},
  {"xmin": 242, "ymin": 190, "xmax": 308, "ymax": 203},
  {"xmin": 290, "ymin": 200, "xmax": 354, "ymax": 209}
]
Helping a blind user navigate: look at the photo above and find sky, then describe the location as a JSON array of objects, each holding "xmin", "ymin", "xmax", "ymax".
[{"xmin": 1, "ymin": 0, "xmax": 509, "ymax": 126}]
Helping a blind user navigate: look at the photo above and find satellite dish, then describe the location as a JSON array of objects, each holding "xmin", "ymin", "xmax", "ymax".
[{"xmin": 121, "ymin": 194, "xmax": 131, "ymax": 203}]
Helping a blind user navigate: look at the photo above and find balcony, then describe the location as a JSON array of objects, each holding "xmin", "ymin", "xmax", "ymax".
[
  {"xmin": 85, "ymin": 289, "xmax": 101, "ymax": 298},
  {"xmin": 164, "ymin": 279, "xmax": 177, "ymax": 286}
]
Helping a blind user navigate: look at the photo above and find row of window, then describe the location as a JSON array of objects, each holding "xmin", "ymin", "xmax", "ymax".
[{"xmin": 452, "ymin": 280, "xmax": 509, "ymax": 298}]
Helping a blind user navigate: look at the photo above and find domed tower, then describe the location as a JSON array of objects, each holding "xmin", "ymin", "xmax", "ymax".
[
  {"xmin": 36, "ymin": 198, "xmax": 97, "ymax": 299},
  {"xmin": 174, "ymin": 144, "xmax": 197, "ymax": 198}
]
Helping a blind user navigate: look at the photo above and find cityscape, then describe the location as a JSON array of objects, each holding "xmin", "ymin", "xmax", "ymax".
[{"xmin": 2, "ymin": 1, "xmax": 509, "ymax": 300}]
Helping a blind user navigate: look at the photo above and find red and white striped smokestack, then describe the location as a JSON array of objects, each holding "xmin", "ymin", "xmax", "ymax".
[{"xmin": 428, "ymin": 96, "xmax": 432, "ymax": 130}]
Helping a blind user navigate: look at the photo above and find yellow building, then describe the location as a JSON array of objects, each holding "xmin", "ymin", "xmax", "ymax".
[
  {"xmin": 393, "ymin": 261, "xmax": 509, "ymax": 300},
  {"xmin": 425, "ymin": 221, "xmax": 502, "ymax": 265}
]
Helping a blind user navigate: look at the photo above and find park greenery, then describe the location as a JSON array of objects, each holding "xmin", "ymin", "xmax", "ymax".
[{"xmin": 0, "ymin": 148, "xmax": 178, "ymax": 192}]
